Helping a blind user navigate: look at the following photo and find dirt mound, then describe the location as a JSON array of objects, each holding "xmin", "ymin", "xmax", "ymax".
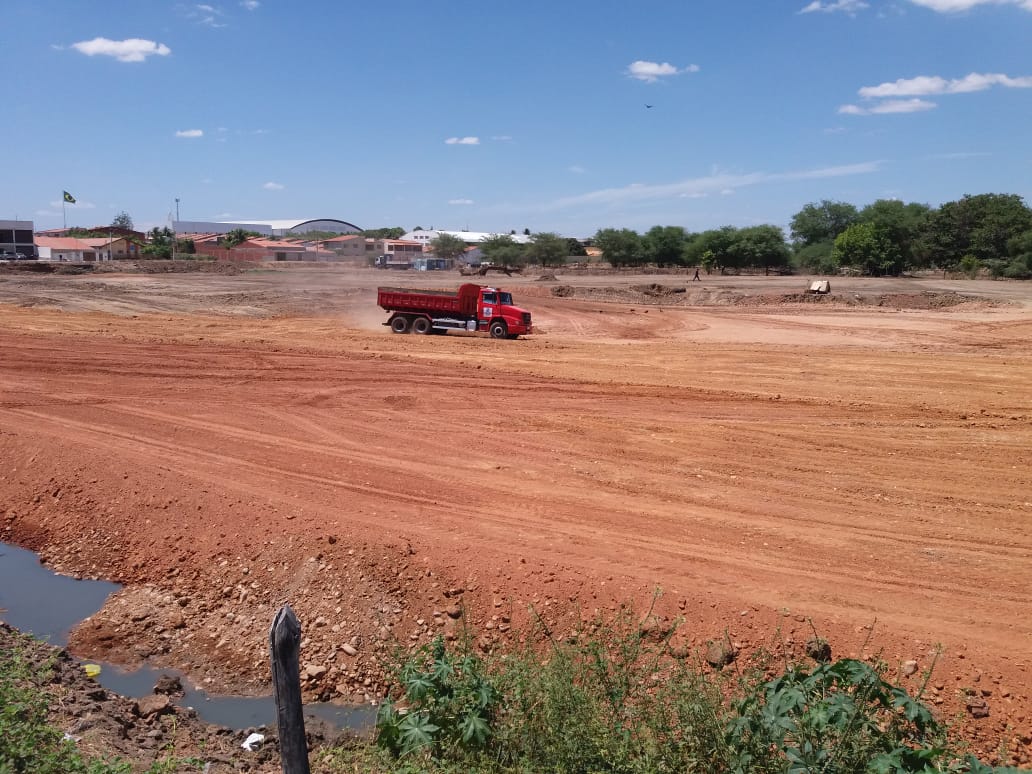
[
  {"xmin": 94, "ymin": 260, "xmax": 244, "ymax": 275},
  {"xmin": 549, "ymin": 284, "xmax": 1000, "ymax": 311},
  {"xmin": 755, "ymin": 290, "xmax": 1003, "ymax": 309}
]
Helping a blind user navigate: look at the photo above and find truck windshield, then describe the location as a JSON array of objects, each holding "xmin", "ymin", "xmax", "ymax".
[{"xmin": 498, "ymin": 292, "xmax": 513, "ymax": 304}]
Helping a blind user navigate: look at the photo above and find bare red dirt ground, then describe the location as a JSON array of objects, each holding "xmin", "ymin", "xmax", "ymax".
[{"xmin": 2, "ymin": 264, "xmax": 1031, "ymax": 766}]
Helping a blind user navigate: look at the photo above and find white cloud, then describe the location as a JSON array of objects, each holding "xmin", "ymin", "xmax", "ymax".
[
  {"xmin": 568, "ymin": 165, "xmax": 586, "ymax": 174},
  {"xmin": 549, "ymin": 162, "xmax": 881, "ymax": 209},
  {"xmin": 799, "ymin": 0, "xmax": 870, "ymax": 13},
  {"xmin": 241, "ymin": 0, "xmax": 260, "ymax": 8},
  {"xmin": 839, "ymin": 98, "xmax": 937, "ymax": 114},
  {"xmin": 187, "ymin": 3, "xmax": 227, "ymax": 27},
  {"xmin": 445, "ymin": 136, "xmax": 480, "ymax": 145},
  {"xmin": 448, "ymin": 199, "xmax": 474, "ymax": 205},
  {"xmin": 908, "ymin": 0, "xmax": 1032, "ymax": 11},
  {"xmin": 871, "ymin": 98, "xmax": 938, "ymax": 113},
  {"xmin": 175, "ymin": 129, "xmax": 204, "ymax": 138},
  {"xmin": 925, "ymin": 151, "xmax": 991, "ymax": 159},
  {"xmin": 262, "ymin": 182, "xmax": 284, "ymax": 190},
  {"xmin": 626, "ymin": 60, "xmax": 698, "ymax": 83},
  {"xmin": 71, "ymin": 37, "xmax": 171, "ymax": 63},
  {"xmin": 491, "ymin": 135, "xmax": 513, "ymax": 141},
  {"xmin": 859, "ymin": 72, "xmax": 1032, "ymax": 97}
]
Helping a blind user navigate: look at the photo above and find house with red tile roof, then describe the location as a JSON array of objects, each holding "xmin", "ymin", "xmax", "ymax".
[{"xmin": 35, "ymin": 236, "xmax": 98, "ymax": 262}]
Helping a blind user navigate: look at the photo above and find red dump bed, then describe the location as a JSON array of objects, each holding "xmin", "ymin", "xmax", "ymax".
[{"xmin": 377, "ymin": 283, "xmax": 482, "ymax": 317}]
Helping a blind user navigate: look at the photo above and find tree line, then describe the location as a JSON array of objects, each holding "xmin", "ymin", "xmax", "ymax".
[
  {"xmin": 425, "ymin": 193, "xmax": 1032, "ymax": 278},
  {"xmin": 108, "ymin": 191, "xmax": 1032, "ymax": 277}
]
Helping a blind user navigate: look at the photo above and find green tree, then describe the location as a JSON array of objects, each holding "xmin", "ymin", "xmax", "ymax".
[
  {"xmin": 735, "ymin": 224, "xmax": 791, "ymax": 274},
  {"xmin": 794, "ymin": 240, "xmax": 838, "ymax": 274},
  {"xmin": 832, "ymin": 222, "xmax": 901, "ymax": 276},
  {"xmin": 1006, "ymin": 230, "xmax": 1032, "ymax": 277},
  {"xmin": 221, "ymin": 228, "xmax": 260, "ymax": 248},
  {"xmin": 110, "ymin": 211, "xmax": 133, "ymax": 230},
  {"xmin": 565, "ymin": 238, "xmax": 587, "ymax": 257},
  {"xmin": 790, "ymin": 200, "xmax": 859, "ymax": 247},
  {"xmin": 642, "ymin": 225, "xmax": 688, "ymax": 267},
  {"xmin": 593, "ymin": 228, "xmax": 643, "ymax": 267},
  {"xmin": 428, "ymin": 232, "xmax": 469, "ymax": 262},
  {"xmin": 920, "ymin": 193, "xmax": 1032, "ymax": 275},
  {"xmin": 525, "ymin": 232, "xmax": 569, "ymax": 267},
  {"xmin": 480, "ymin": 234, "xmax": 527, "ymax": 268},
  {"xmin": 859, "ymin": 199, "xmax": 932, "ymax": 272},
  {"xmin": 362, "ymin": 227, "xmax": 406, "ymax": 239},
  {"xmin": 142, "ymin": 227, "xmax": 174, "ymax": 258},
  {"xmin": 685, "ymin": 226, "xmax": 738, "ymax": 273}
]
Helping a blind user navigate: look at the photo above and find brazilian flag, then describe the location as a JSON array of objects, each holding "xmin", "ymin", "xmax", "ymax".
[{"xmin": 63, "ymin": 191, "xmax": 76, "ymax": 204}]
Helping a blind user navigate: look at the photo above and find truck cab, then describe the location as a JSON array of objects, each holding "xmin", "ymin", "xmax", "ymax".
[{"xmin": 474, "ymin": 288, "xmax": 532, "ymax": 338}]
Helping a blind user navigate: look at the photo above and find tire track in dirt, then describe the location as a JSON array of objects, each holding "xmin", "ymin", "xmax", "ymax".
[{"xmin": 3, "ymin": 392, "xmax": 1029, "ymax": 635}]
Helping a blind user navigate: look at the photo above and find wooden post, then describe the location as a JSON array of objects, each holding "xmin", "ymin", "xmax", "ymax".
[{"xmin": 270, "ymin": 605, "xmax": 310, "ymax": 774}]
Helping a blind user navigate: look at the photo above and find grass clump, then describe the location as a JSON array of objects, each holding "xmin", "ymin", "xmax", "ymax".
[{"xmin": 0, "ymin": 631, "xmax": 129, "ymax": 774}]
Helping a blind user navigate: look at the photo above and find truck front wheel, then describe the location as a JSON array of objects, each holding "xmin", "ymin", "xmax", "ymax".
[
  {"xmin": 412, "ymin": 316, "xmax": 432, "ymax": 335},
  {"xmin": 390, "ymin": 316, "xmax": 410, "ymax": 334},
  {"xmin": 489, "ymin": 320, "xmax": 508, "ymax": 339}
]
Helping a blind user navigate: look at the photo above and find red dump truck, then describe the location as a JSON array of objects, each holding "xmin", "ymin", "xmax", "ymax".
[{"xmin": 377, "ymin": 283, "xmax": 533, "ymax": 338}]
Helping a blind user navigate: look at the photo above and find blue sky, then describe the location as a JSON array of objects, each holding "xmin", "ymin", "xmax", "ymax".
[{"xmin": 5, "ymin": 0, "xmax": 1031, "ymax": 238}]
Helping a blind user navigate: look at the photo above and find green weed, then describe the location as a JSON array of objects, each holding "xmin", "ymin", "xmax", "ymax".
[{"xmin": 0, "ymin": 632, "xmax": 129, "ymax": 774}]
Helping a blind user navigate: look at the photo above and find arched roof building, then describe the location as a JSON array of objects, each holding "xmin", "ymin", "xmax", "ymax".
[{"xmin": 173, "ymin": 218, "xmax": 362, "ymax": 236}]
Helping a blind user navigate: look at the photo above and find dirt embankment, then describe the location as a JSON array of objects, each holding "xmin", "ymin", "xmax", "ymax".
[{"xmin": 2, "ymin": 266, "xmax": 1032, "ymax": 767}]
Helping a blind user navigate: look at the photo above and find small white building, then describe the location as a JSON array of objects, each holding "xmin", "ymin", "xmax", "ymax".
[
  {"xmin": 401, "ymin": 228, "xmax": 534, "ymax": 246},
  {"xmin": 35, "ymin": 236, "xmax": 101, "ymax": 262}
]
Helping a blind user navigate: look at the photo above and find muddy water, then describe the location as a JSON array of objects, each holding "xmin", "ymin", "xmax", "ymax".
[
  {"xmin": 0, "ymin": 541, "xmax": 374, "ymax": 731},
  {"xmin": 0, "ymin": 541, "xmax": 119, "ymax": 645}
]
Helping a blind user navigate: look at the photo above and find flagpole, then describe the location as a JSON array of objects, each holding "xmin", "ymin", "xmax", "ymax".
[{"xmin": 62, "ymin": 196, "xmax": 66, "ymax": 230}]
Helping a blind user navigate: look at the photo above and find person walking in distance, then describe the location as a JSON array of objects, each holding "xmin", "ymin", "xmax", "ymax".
[{"xmin": 692, "ymin": 267, "xmax": 701, "ymax": 281}]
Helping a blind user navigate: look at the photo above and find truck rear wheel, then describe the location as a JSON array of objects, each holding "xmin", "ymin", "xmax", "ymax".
[
  {"xmin": 489, "ymin": 320, "xmax": 508, "ymax": 339},
  {"xmin": 412, "ymin": 316, "xmax": 432, "ymax": 335},
  {"xmin": 390, "ymin": 315, "xmax": 410, "ymax": 334}
]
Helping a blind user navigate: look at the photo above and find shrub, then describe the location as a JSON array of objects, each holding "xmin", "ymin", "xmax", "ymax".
[
  {"xmin": 372, "ymin": 606, "xmax": 1008, "ymax": 773},
  {"xmin": 375, "ymin": 635, "xmax": 499, "ymax": 761}
]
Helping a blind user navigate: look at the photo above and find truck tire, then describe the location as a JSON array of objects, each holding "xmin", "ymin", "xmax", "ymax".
[
  {"xmin": 489, "ymin": 320, "xmax": 508, "ymax": 339},
  {"xmin": 412, "ymin": 316, "xmax": 432, "ymax": 335},
  {"xmin": 390, "ymin": 315, "xmax": 410, "ymax": 334}
]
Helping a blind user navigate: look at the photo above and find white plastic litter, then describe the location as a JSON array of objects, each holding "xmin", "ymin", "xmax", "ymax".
[{"xmin": 241, "ymin": 732, "xmax": 265, "ymax": 751}]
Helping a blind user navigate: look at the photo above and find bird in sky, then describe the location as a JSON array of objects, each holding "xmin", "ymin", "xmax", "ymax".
[{"xmin": 645, "ymin": 104, "xmax": 654, "ymax": 109}]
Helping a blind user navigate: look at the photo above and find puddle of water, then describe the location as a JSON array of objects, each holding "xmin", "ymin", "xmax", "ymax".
[
  {"xmin": 0, "ymin": 541, "xmax": 375, "ymax": 732},
  {"xmin": 94, "ymin": 660, "xmax": 374, "ymax": 730},
  {"xmin": 0, "ymin": 541, "xmax": 119, "ymax": 646}
]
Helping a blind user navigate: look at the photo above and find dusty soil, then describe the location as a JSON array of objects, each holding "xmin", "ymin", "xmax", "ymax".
[{"xmin": 2, "ymin": 263, "xmax": 1032, "ymax": 768}]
